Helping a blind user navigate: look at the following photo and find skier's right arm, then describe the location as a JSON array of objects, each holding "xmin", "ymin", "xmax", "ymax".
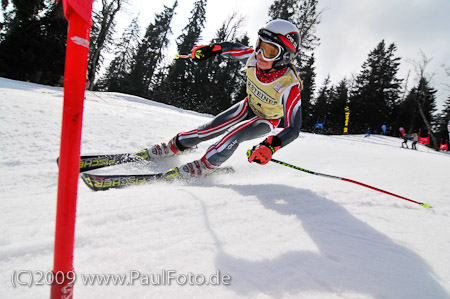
[{"xmin": 191, "ymin": 42, "xmax": 254, "ymax": 63}]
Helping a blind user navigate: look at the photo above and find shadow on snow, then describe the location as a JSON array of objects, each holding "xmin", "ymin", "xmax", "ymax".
[{"xmin": 200, "ymin": 184, "xmax": 449, "ymax": 299}]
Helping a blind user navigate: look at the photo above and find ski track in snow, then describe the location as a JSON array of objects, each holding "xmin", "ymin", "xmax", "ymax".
[{"xmin": 1, "ymin": 77, "xmax": 450, "ymax": 299}]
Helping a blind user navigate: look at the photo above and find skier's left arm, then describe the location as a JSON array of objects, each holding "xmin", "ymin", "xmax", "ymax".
[
  {"xmin": 276, "ymin": 84, "xmax": 302, "ymax": 147},
  {"xmin": 247, "ymin": 84, "xmax": 302, "ymax": 165}
]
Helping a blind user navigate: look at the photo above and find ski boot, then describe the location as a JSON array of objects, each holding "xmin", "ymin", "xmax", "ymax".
[
  {"xmin": 164, "ymin": 157, "xmax": 217, "ymax": 180},
  {"xmin": 138, "ymin": 135, "xmax": 184, "ymax": 160}
]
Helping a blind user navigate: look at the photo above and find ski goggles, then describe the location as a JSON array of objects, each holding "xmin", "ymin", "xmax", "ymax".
[{"xmin": 255, "ymin": 36, "xmax": 282, "ymax": 61}]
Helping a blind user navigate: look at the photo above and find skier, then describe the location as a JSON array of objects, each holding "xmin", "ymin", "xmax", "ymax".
[
  {"xmin": 411, "ymin": 133, "xmax": 418, "ymax": 150},
  {"xmin": 401, "ymin": 134, "xmax": 409, "ymax": 148},
  {"xmin": 399, "ymin": 127, "xmax": 409, "ymax": 148},
  {"xmin": 146, "ymin": 19, "xmax": 303, "ymax": 179}
]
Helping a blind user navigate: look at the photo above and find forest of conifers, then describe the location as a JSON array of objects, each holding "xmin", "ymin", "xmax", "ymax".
[{"xmin": 1, "ymin": 0, "xmax": 449, "ymax": 149}]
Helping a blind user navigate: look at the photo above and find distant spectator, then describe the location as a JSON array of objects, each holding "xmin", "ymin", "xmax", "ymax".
[
  {"xmin": 411, "ymin": 133, "xmax": 418, "ymax": 150},
  {"xmin": 401, "ymin": 134, "xmax": 409, "ymax": 149}
]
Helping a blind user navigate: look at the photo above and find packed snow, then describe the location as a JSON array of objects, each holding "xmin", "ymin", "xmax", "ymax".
[{"xmin": 1, "ymin": 77, "xmax": 450, "ymax": 299}]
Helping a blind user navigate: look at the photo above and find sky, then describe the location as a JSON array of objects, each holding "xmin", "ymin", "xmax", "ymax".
[{"xmin": 112, "ymin": 0, "xmax": 449, "ymax": 111}]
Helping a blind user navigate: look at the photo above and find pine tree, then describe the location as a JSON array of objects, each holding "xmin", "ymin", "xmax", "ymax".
[
  {"xmin": 396, "ymin": 89, "xmax": 417, "ymax": 134},
  {"xmin": 269, "ymin": 0, "xmax": 321, "ymax": 67},
  {"xmin": 298, "ymin": 54, "xmax": 316, "ymax": 131},
  {"xmin": 311, "ymin": 76, "xmax": 349, "ymax": 134},
  {"xmin": 313, "ymin": 75, "xmax": 331, "ymax": 132},
  {"xmin": 1, "ymin": 0, "xmax": 47, "ymax": 33},
  {"xmin": 435, "ymin": 95, "xmax": 450, "ymax": 147},
  {"xmin": 327, "ymin": 79, "xmax": 349, "ymax": 134},
  {"xmin": 269, "ymin": 0, "xmax": 297, "ymax": 20},
  {"xmin": 126, "ymin": 1, "xmax": 177, "ymax": 97},
  {"xmin": 96, "ymin": 16, "xmax": 141, "ymax": 92},
  {"xmin": 404, "ymin": 77, "xmax": 437, "ymax": 138},
  {"xmin": 128, "ymin": 1, "xmax": 178, "ymax": 97},
  {"xmin": 395, "ymin": 81, "xmax": 434, "ymax": 137},
  {"xmin": 88, "ymin": 0, "xmax": 124, "ymax": 90},
  {"xmin": 348, "ymin": 40, "xmax": 402, "ymax": 133},
  {"xmin": 190, "ymin": 12, "xmax": 248, "ymax": 114},
  {"xmin": 410, "ymin": 52, "xmax": 439, "ymax": 148},
  {"xmin": 152, "ymin": 0, "xmax": 207, "ymax": 110},
  {"xmin": 0, "ymin": 1, "xmax": 67, "ymax": 85},
  {"xmin": 436, "ymin": 65, "xmax": 450, "ymax": 147}
]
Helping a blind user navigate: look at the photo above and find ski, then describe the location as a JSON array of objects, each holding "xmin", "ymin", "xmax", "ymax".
[
  {"xmin": 81, "ymin": 172, "xmax": 164, "ymax": 191},
  {"xmin": 58, "ymin": 147, "xmax": 198, "ymax": 173},
  {"xmin": 57, "ymin": 150, "xmax": 151, "ymax": 173},
  {"xmin": 81, "ymin": 166, "xmax": 235, "ymax": 191}
]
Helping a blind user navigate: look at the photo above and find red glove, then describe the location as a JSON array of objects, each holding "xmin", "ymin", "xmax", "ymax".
[
  {"xmin": 247, "ymin": 136, "xmax": 281, "ymax": 165},
  {"xmin": 191, "ymin": 44, "xmax": 222, "ymax": 62}
]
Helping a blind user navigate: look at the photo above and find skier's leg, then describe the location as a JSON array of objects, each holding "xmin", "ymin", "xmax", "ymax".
[
  {"xmin": 146, "ymin": 98, "xmax": 249, "ymax": 159},
  {"xmin": 203, "ymin": 116, "xmax": 281, "ymax": 166},
  {"xmin": 177, "ymin": 99, "xmax": 250, "ymax": 148},
  {"xmin": 147, "ymin": 99, "xmax": 250, "ymax": 159},
  {"xmin": 165, "ymin": 116, "xmax": 280, "ymax": 179}
]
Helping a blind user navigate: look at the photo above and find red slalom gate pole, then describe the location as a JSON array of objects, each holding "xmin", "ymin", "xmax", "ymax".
[
  {"xmin": 270, "ymin": 159, "xmax": 431, "ymax": 208},
  {"xmin": 51, "ymin": 0, "xmax": 93, "ymax": 298}
]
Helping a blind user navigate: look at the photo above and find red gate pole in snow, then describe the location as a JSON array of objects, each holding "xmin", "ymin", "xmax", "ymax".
[{"xmin": 51, "ymin": 0, "xmax": 93, "ymax": 298}]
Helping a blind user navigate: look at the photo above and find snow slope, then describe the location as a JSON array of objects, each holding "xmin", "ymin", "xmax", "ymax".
[{"xmin": 1, "ymin": 77, "xmax": 450, "ymax": 299}]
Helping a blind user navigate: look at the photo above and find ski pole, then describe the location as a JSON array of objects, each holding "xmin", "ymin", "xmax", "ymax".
[
  {"xmin": 270, "ymin": 159, "xmax": 431, "ymax": 209},
  {"xmin": 174, "ymin": 53, "xmax": 191, "ymax": 59},
  {"xmin": 87, "ymin": 90, "xmax": 108, "ymax": 103}
]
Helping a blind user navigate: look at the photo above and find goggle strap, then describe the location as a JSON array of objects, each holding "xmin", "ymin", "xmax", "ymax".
[{"xmin": 258, "ymin": 28, "xmax": 297, "ymax": 53}]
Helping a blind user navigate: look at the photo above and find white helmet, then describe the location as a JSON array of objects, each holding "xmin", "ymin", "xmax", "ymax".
[{"xmin": 257, "ymin": 19, "xmax": 300, "ymax": 69}]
